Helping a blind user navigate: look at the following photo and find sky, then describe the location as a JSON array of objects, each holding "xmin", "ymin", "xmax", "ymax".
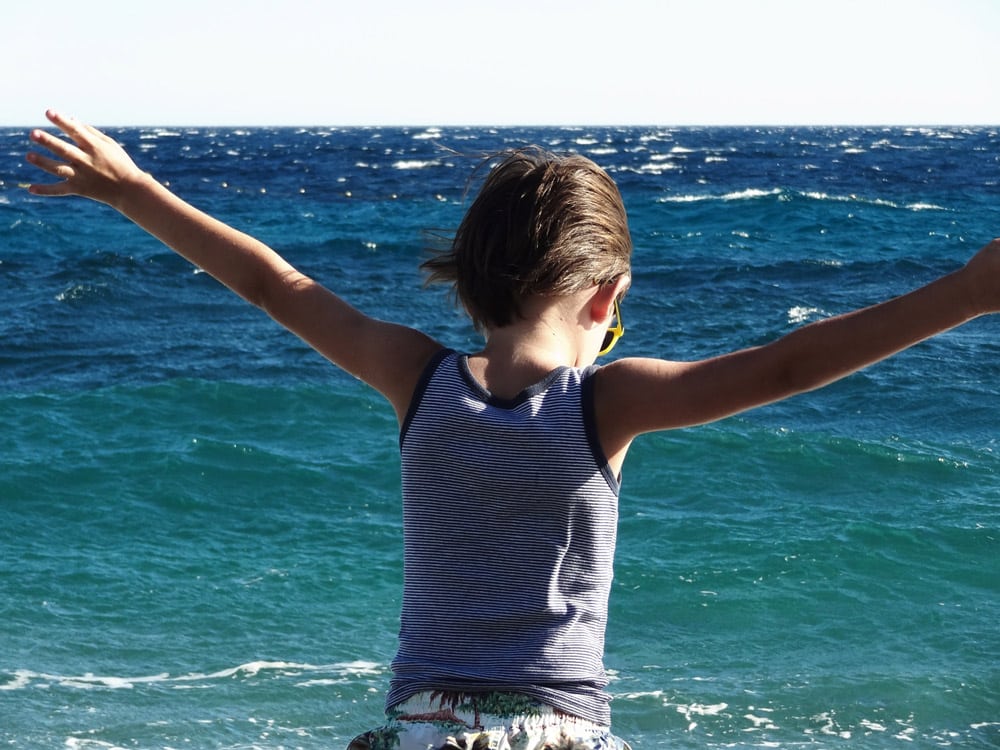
[{"xmin": 4, "ymin": 0, "xmax": 999, "ymax": 127}]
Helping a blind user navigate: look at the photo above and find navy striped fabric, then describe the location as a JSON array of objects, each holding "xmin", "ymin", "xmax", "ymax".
[{"xmin": 387, "ymin": 350, "xmax": 621, "ymax": 725}]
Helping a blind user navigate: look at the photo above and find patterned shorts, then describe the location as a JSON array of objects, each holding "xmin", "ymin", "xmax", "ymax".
[{"xmin": 348, "ymin": 691, "xmax": 631, "ymax": 750}]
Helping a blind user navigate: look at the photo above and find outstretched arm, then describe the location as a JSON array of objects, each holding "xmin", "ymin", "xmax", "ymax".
[
  {"xmin": 26, "ymin": 110, "xmax": 440, "ymax": 420},
  {"xmin": 598, "ymin": 239, "xmax": 1000, "ymax": 451}
]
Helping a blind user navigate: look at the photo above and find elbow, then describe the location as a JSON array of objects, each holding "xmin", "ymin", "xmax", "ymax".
[
  {"xmin": 769, "ymin": 353, "xmax": 850, "ymax": 400},
  {"xmin": 244, "ymin": 267, "xmax": 310, "ymax": 316},
  {"xmin": 239, "ymin": 278, "xmax": 271, "ymax": 311}
]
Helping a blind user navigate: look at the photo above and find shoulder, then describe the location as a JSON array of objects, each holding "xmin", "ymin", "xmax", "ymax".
[{"xmin": 591, "ymin": 356, "xmax": 704, "ymax": 443}]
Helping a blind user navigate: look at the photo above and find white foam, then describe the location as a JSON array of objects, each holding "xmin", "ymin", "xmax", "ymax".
[
  {"xmin": 2, "ymin": 660, "xmax": 386, "ymax": 692},
  {"xmin": 617, "ymin": 690, "xmax": 665, "ymax": 700},
  {"xmin": 392, "ymin": 160, "xmax": 439, "ymax": 170},
  {"xmin": 0, "ymin": 670, "xmax": 32, "ymax": 691},
  {"xmin": 678, "ymin": 702, "xmax": 728, "ymax": 716},
  {"xmin": 860, "ymin": 719, "xmax": 888, "ymax": 732},
  {"xmin": 411, "ymin": 128, "xmax": 442, "ymax": 141},
  {"xmin": 788, "ymin": 306, "xmax": 824, "ymax": 325},
  {"xmin": 65, "ymin": 739, "xmax": 130, "ymax": 749},
  {"xmin": 658, "ymin": 193, "xmax": 712, "ymax": 203},
  {"xmin": 658, "ymin": 187, "xmax": 783, "ymax": 203},
  {"xmin": 744, "ymin": 712, "xmax": 778, "ymax": 729},
  {"xmin": 721, "ymin": 188, "xmax": 782, "ymax": 201},
  {"xmin": 674, "ymin": 702, "xmax": 728, "ymax": 732},
  {"xmin": 179, "ymin": 660, "xmax": 320, "ymax": 681},
  {"xmin": 139, "ymin": 129, "xmax": 182, "ymax": 139},
  {"xmin": 638, "ymin": 161, "xmax": 681, "ymax": 174}
]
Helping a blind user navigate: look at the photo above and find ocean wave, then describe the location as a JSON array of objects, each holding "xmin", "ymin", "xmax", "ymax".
[
  {"xmin": 392, "ymin": 159, "xmax": 443, "ymax": 170},
  {"xmin": 658, "ymin": 188, "xmax": 782, "ymax": 203},
  {"xmin": 787, "ymin": 305, "xmax": 826, "ymax": 324},
  {"xmin": 411, "ymin": 128, "xmax": 442, "ymax": 141},
  {"xmin": 138, "ymin": 129, "xmax": 183, "ymax": 139},
  {"xmin": 656, "ymin": 187, "xmax": 948, "ymax": 211},
  {"xmin": 800, "ymin": 190, "xmax": 948, "ymax": 211},
  {"xmin": 0, "ymin": 660, "xmax": 386, "ymax": 692},
  {"xmin": 54, "ymin": 282, "xmax": 113, "ymax": 303}
]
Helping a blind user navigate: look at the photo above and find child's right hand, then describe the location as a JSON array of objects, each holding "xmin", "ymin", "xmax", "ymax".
[
  {"xmin": 961, "ymin": 238, "xmax": 1000, "ymax": 316},
  {"xmin": 26, "ymin": 109, "xmax": 148, "ymax": 209}
]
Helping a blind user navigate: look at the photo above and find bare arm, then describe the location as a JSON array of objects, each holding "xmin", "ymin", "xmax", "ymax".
[
  {"xmin": 27, "ymin": 110, "xmax": 439, "ymax": 419},
  {"xmin": 598, "ymin": 239, "xmax": 1000, "ymax": 454}
]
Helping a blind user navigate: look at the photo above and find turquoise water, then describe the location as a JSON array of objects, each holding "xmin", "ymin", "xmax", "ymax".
[{"xmin": 2, "ymin": 126, "xmax": 999, "ymax": 748}]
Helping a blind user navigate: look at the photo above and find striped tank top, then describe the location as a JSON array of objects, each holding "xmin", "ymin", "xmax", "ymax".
[{"xmin": 386, "ymin": 349, "xmax": 621, "ymax": 725}]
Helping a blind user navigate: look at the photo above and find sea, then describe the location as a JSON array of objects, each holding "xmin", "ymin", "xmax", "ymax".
[{"xmin": 1, "ymin": 123, "xmax": 998, "ymax": 749}]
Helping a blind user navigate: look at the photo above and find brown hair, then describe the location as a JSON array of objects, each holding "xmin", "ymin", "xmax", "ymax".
[{"xmin": 422, "ymin": 147, "xmax": 632, "ymax": 331}]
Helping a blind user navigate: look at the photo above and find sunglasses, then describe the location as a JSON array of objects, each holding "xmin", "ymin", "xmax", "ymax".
[{"xmin": 598, "ymin": 298, "xmax": 625, "ymax": 356}]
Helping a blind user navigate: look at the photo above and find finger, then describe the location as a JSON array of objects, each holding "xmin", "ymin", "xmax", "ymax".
[
  {"xmin": 45, "ymin": 109, "xmax": 92, "ymax": 146},
  {"xmin": 30, "ymin": 127, "xmax": 88, "ymax": 165},
  {"xmin": 27, "ymin": 180, "xmax": 77, "ymax": 197},
  {"xmin": 25, "ymin": 150, "xmax": 73, "ymax": 178},
  {"xmin": 49, "ymin": 111, "xmax": 120, "ymax": 157}
]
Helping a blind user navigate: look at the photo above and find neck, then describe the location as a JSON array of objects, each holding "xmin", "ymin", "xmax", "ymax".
[
  {"xmin": 482, "ymin": 297, "xmax": 589, "ymax": 364},
  {"xmin": 468, "ymin": 296, "xmax": 595, "ymax": 398}
]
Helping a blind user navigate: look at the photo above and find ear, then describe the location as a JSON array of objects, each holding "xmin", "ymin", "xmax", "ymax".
[{"xmin": 589, "ymin": 275, "xmax": 630, "ymax": 323}]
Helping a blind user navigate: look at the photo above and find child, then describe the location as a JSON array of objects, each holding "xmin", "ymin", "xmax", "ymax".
[{"xmin": 26, "ymin": 110, "xmax": 999, "ymax": 750}]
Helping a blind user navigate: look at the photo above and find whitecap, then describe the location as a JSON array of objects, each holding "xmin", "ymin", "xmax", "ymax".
[
  {"xmin": 392, "ymin": 160, "xmax": 439, "ymax": 170},
  {"xmin": 141, "ymin": 129, "xmax": 182, "ymax": 139},
  {"xmin": 860, "ymin": 719, "xmax": 888, "ymax": 732},
  {"xmin": 658, "ymin": 194, "xmax": 712, "ymax": 203},
  {"xmin": 744, "ymin": 713, "xmax": 778, "ymax": 729},
  {"xmin": 720, "ymin": 187, "xmax": 782, "ymax": 201},
  {"xmin": 65, "ymin": 740, "xmax": 127, "ymax": 749},
  {"xmin": 58, "ymin": 672, "xmax": 169, "ymax": 690},
  {"xmin": 181, "ymin": 660, "xmax": 317, "ymax": 681},
  {"xmin": 638, "ymin": 161, "xmax": 680, "ymax": 174},
  {"xmin": 55, "ymin": 283, "xmax": 108, "ymax": 302},
  {"xmin": 788, "ymin": 306, "xmax": 824, "ymax": 324},
  {"xmin": 1, "ymin": 660, "xmax": 386, "ymax": 693},
  {"xmin": 412, "ymin": 128, "xmax": 442, "ymax": 141},
  {"xmin": 672, "ymin": 701, "xmax": 729, "ymax": 732},
  {"xmin": 0, "ymin": 670, "xmax": 32, "ymax": 691},
  {"xmin": 801, "ymin": 191, "xmax": 901, "ymax": 209},
  {"xmin": 617, "ymin": 690, "xmax": 665, "ymax": 700}
]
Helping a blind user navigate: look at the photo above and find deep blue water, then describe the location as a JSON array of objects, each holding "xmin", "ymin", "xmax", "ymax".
[{"xmin": 1, "ymin": 124, "xmax": 999, "ymax": 748}]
